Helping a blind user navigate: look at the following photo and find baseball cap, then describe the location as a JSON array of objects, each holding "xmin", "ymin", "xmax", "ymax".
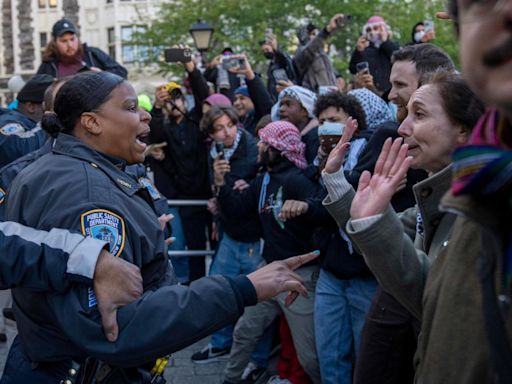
[{"xmin": 52, "ymin": 18, "xmax": 77, "ymax": 38}]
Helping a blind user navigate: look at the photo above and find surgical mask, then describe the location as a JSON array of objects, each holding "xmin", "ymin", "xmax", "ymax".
[
  {"xmin": 367, "ymin": 32, "xmax": 381, "ymax": 48},
  {"xmin": 318, "ymin": 122, "xmax": 346, "ymax": 136},
  {"xmin": 263, "ymin": 52, "xmax": 274, "ymax": 60},
  {"xmin": 414, "ymin": 31, "xmax": 425, "ymax": 43}
]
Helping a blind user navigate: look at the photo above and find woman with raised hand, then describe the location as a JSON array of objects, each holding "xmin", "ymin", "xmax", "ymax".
[
  {"xmin": 1, "ymin": 71, "xmax": 317, "ymax": 384},
  {"xmin": 321, "ymin": 71, "xmax": 484, "ymax": 378}
]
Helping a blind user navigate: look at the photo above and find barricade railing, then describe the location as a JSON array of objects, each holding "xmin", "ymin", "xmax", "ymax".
[{"xmin": 167, "ymin": 199, "xmax": 213, "ymax": 258}]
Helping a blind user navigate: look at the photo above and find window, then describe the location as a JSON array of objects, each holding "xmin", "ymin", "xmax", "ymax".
[
  {"xmin": 40, "ymin": 32, "xmax": 48, "ymax": 49},
  {"xmin": 121, "ymin": 25, "xmax": 148, "ymax": 63},
  {"xmin": 39, "ymin": 0, "xmax": 57, "ymax": 8},
  {"xmin": 107, "ymin": 27, "xmax": 116, "ymax": 60}
]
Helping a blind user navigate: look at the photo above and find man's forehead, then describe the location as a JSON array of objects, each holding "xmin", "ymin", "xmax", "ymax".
[{"xmin": 391, "ymin": 60, "xmax": 418, "ymax": 80}]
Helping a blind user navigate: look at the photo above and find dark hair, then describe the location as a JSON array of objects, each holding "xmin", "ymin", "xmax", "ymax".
[
  {"xmin": 200, "ymin": 105, "xmax": 239, "ymax": 135},
  {"xmin": 314, "ymin": 91, "xmax": 367, "ymax": 131},
  {"xmin": 42, "ymin": 38, "xmax": 84, "ymax": 62},
  {"xmin": 42, "ymin": 77, "xmax": 70, "ymax": 113},
  {"xmin": 41, "ymin": 71, "xmax": 124, "ymax": 138},
  {"xmin": 448, "ymin": 0, "xmax": 459, "ymax": 26},
  {"xmin": 425, "ymin": 71, "xmax": 484, "ymax": 132},
  {"xmin": 255, "ymin": 114, "xmax": 272, "ymax": 136},
  {"xmin": 391, "ymin": 44, "xmax": 455, "ymax": 76}
]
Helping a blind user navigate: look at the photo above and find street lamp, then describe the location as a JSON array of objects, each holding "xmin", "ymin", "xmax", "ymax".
[{"xmin": 189, "ymin": 19, "xmax": 214, "ymax": 52}]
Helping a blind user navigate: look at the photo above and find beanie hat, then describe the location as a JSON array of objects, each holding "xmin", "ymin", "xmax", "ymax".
[
  {"xmin": 138, "ymin": 94, "xmax": 153, "ymax": 112},
  {"xmin": 204, "ymin": 93, "xmax": 232, "ymax": 107},
  {"xmin": 17, "ymin": 74, "xmax": 54, "ymax": 103},
  {"xmin": 234, "ymin": 86, "xmax": 250, "ymax": 98},
  {"xmin": 258, "ymin": 121, "xmax": 307, "ymax": 169}
]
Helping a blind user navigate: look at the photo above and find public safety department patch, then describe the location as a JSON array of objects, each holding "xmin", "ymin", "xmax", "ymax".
[
  {"xmin": 0, "ymin": 188, "xmax": 5, "ymax": 205},
  {"xmin": 0, "ymin": 123, "xmax": 24, "ymax": 136},
  {"xmin": 80, "ymin": 209, "xmax": 125, "ymax": 257}
]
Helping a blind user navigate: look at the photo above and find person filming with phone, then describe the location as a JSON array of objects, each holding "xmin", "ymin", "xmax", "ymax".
[
  {"xmin": 349, "ymin": 15, "xmax": 400, "ymax": 93},
  {"xmin": 408, "ymin": 21, "xmax": 436, "ymax": 45},
  {"xmin": 260, "ymin": 30, "xmax": 296, "ymax": 102}
]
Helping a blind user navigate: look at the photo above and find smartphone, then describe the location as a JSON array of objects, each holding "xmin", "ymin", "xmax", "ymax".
[
  {"xmin": 356, "ymin": 61, "xmax": 370, "ymax": 74},
  {"xmin": 222, "ymin": 56, "xmax": 246, "ymax": 71},
  {"xmin": 215, "ymin": 142, "xmax": 225, "ymax": 159},
  {"xmin": 272, "ymin": 68, "xmax": 288, "ymax": 82},
  {"xmin": 336, "ymin": 14, "xmax": 351, "ymax": 27},
  {"xmin": 164, "ymin": 48, "xmax": 192, "ymax": 63},
  {"xmin": 424, "ymin": 20, "xmax": 434, "ymax": 33}
]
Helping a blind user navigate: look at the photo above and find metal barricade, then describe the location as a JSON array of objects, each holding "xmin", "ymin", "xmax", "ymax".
[{"xmin": 166, "ymin": 199, "xmax": 213, "ymax": 258}]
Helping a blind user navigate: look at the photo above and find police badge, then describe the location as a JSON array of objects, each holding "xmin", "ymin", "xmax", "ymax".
[{"xmin": 80, "ymin": 209, "xmax": 126, "ymax": 256}]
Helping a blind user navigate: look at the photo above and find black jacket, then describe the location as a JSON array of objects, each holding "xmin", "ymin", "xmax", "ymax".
[
  {"xmin": 218, "ymin": 160, "xmax": 325, "ymax": 263},
  {"xmin": 349, "ymin": 40, "xmax": 400, "ymax": 93},
  {"xmin": 148, "ymin": 68, "xmax": 211, "ymax": 199},
  {"xmin": 36, "ymin": 43, "xmax": 127, "ymax": 79},
  {"xmin": 209, "ymin": 129, "xmax": 262, "ymax": 243},
  {"xmin": 266, "ymin": 50, "xmax": 297, "ymax": 102},
  {"xmin": 6, "ymin": 134, "xmax": 256, "ymax": 375}
]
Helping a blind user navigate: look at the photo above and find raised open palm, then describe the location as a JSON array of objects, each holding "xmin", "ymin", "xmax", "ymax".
[
  {"xmin": 350, "ymin": 138, "xmax": 413, "ymax": 219},
  {"xmin": 323, "ymin": 117, "xmax": 359, "ymax": 174}
]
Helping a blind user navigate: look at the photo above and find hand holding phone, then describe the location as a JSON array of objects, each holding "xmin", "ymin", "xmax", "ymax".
[
  {"xmin": 164, "ymin": 48, "xmax": 192, "ymax": 63},
  {"xmin": 215, "ymin": 142, "xmax": 225, "ymax": 160},
  {"xmin": 221, "ymin": 56, "xmax": 246, "ymax": 71},
  {"xmin": 356, "ymin": 61, "xmax": 370, "ymax": 75}
]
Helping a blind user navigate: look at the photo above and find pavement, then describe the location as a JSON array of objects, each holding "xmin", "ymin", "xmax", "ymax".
[{"xmin": 0, "ymin": 319, "xmax": 228, "ymax": 383}]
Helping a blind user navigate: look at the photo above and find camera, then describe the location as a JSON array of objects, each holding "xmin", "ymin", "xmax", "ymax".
[
  {"xmin": 356, "ymin": 61, "xmax": 370, "ymax": 75},
  {"xmin": 164, "ymin": 48, "xmax": 192, "ymax": 63},
  {"xmin": 215, "ymin": 142, "xmax": 225, "ymax": 160},
  {"xmin": 221, "ymin": 56, "xmax": 246, "ymax": 71}
]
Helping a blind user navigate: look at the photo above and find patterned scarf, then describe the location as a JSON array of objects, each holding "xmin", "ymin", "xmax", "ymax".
[{"xmin": 452, "ymin": 108, "xmax": 512, "ymax": 287}]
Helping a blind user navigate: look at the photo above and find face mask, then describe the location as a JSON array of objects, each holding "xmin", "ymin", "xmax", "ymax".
[
  {"xmin": 367, "ymin": 32, "xmax": 382, "ymax": 47},
  {"xmin": 414, "ymin": 31, "xmax": 425, "ymax": 43},
  {"xmin": 263, "ymin": 52, "xmax": 274, "ymax": 60},
  {"xmin": 318, "ymin": 122, "xmax": 346, "ymax": 136}
]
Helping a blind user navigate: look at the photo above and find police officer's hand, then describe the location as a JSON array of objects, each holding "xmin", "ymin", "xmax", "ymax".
[
  {"xmin": 213, "ymin": 155, "xmax": 230, "ymax": 187},
  {"xmin": 247, "ymin": 251, "xmax": 320, "ymax": 306},
  {"xmin": 94, "ymin": 250, "xmax": 143, "ymax": 342}
]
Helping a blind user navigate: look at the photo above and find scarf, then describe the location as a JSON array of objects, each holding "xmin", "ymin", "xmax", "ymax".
[{"xmin": 209, "ymin": 129, "xmax": 242, "ymax": 162}]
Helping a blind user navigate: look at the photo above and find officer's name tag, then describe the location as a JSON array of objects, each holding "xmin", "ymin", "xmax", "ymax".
[{"xmin": 81, "ymin": 209, "xmax": 126, "ymax": 257}]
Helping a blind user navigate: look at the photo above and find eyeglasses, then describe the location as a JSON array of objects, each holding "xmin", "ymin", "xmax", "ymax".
[{"xmin": 458, "ymin": 0, "xmax": 510, "ymax": 23}]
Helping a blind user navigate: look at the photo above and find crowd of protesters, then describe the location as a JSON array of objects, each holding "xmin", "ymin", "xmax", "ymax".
[{"xmin": 0, "ymin": 1, "xmax": 510, "ymax": 383}]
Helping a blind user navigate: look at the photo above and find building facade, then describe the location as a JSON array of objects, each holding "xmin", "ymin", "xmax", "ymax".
[{"xmin": 0, "ymin": 0, "xmax": 164, "ymax": 106}]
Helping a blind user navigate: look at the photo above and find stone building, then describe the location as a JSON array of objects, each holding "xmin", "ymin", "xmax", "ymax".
[{"xmin": 0, "ymin": 0, "xmax": 164, "ymax": 106}]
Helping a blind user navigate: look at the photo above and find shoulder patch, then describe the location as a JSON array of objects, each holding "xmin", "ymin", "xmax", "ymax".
[
  {"xmin": 0, "ymin": 123, "xmax": 24, "ymax": 136},
  {"xmin": 0, "ymin": 188, "xmax": 5, "ymax": 204},
  {"xmin": 138, "ymin": 177, "xmax": 161, "ymax": 201},
  {"xmin": 80, "ymin": 209, "xmax": 125, "ymax": 257}
]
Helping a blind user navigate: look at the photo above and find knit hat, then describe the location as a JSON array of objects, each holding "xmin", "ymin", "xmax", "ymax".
[
  {"xmin": 204, "ymin": 93, "xmax": 232, "ymax": 107},
  {"xmin": 17, "ymin": 74, "xmax": 54, "ymax": 103},
  {"xmin": 52, "ymin": 18, "xmax": 77, "ymax": 38},
  {"xmin": 234, "ymin": 86, "xmax": 250, "ymax": 98},
  {"xmin": 258, "ymin": 121, "xmax": 307, "ymax": 169},
  {"xmin": 348, "ymin": 88, "xmax": 394, "ymax": 132},
  {"xmin": 271, "ymin": 85, "xmax": 317, "ymax": 121}
]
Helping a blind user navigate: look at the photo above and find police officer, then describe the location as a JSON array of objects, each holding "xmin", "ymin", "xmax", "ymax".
[
  {"xmin": 2, "ymin": 71, "xmax": 316, "ymax": 384},
  {"xmin": 0, "ymin": 74, "xmax": 54, "ymax": 167}
]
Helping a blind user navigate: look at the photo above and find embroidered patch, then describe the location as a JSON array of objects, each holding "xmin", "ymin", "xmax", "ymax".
[
  {"xmin": 0, "ymin": 123, "xmax": 24, "ymax": 136},
  {"xmin": 139, "ymin": 177, "xmax": 161, "ymax": 201},
  {"xmin": 0, "ymin": 188, "xmax": 5, "ymax": 205},
  {"xmin": 88, "ymin": 287, "xmax": 97, "ymax": 308},
  {"xmin": 81, "ymin": 209, "xmax": 125, "ymax": 257}
]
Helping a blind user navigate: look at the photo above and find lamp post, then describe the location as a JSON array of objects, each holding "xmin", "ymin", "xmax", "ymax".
[{"xmin": 189, "ymin": 19, "xmax": 214, "ymax": 68}]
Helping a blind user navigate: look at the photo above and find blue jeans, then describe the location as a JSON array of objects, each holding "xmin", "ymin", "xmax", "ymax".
[
  {"xmin": 168, "ymin": 207, "xmax": 189, "ymax": 283},
  {"xmin": 1, "ymin": 337, "xmax": 60, "ymax": 384},
  {"xmin": 210, "ymin": 234, "xmax": 271, "ymax": 367},
  {"xmin": 314, "ymin": 269, "xmax": 378, "ymax": 384}
]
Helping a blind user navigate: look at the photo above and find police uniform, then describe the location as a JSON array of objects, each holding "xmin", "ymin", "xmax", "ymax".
[
  {"xmin": 2, "ymin": 134, "xmax": 256, "ymax": 384},
  {"xmin": 0, "ymin": 73, "xmax": 53, "ymax": 168}
]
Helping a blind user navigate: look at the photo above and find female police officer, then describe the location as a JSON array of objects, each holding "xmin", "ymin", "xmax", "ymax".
[{"xmin": 1, "ymin": 71, "xmax": 316, "ymax": 384}]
